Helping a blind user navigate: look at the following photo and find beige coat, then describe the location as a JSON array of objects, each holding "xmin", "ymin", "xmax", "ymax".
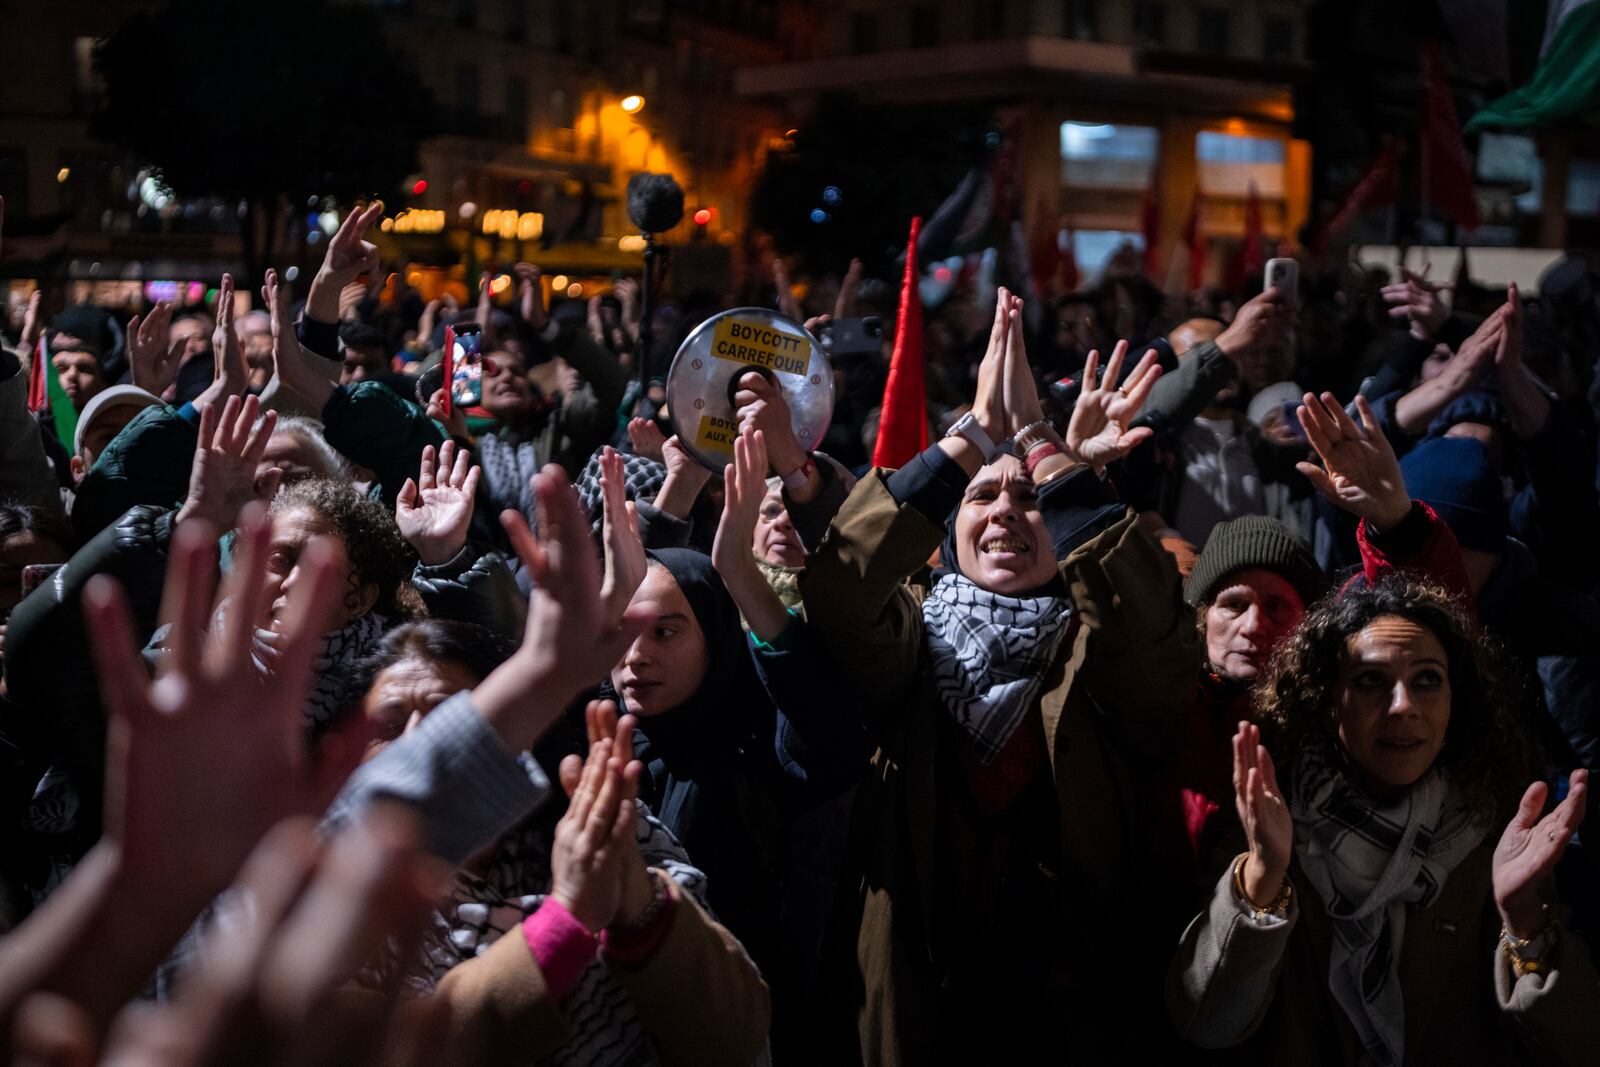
[{"xmin": 1169, "ymin": 844, "xmax": 1600, "ymax": 1066}]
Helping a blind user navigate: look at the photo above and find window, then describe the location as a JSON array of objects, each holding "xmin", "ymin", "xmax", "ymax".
[
  {"xmin": 850, "ymin": 12, "xmax": 879, "ymax": 54},
  {"xmin": 1196, "ymin": 131, "xmax": 1286, "ymax": 196},
  {"xmin": 1262, "ymin": 16, "xmax": 1293, "ymax": 61},
  {"xmin": 505, "ymin": 76, "xmax": 528, "ymax": 140},
  {"xmin": 456, "ymin": 63, "xmax": 480, "ymax": 112},
  {"xmin": 1062, "ymin": 0, "xmax": 1097, "ymax": 41},
  {"xmin": 910, "ymin": 4, "xmax": 939, "ymax": 48},
  {"xmin": 504, "ymin": 0, "xmax": 526, "ymax": 40},
  {"xmin": 1197, "ymin": 8, "xmax": 1231, "ymax": 54},
  {"xmin": 1134, "ymin": 1, "xmax": 1164, "ymax": 47},
  {"xmin": 1060, "ymin": 122, "xmax": 1159, "ymax": 189}
]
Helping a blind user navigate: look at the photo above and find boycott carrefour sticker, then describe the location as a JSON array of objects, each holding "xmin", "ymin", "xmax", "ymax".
[
  {"xmin": 710, "ymin": 317, "xmax": 809, "ymax": 376},
  {"xmin": 694, "ymin": 414, "xmax": 740, "ymax": 452}
]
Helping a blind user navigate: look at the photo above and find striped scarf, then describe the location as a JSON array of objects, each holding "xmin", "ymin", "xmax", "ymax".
[
  {"xmin": 920, "ymin": 573, "xmax": 1072, "ymax": 764},
  {"xmin": 1291, "ymin": 745, "xmax": 1484, "ymax": 1067}
]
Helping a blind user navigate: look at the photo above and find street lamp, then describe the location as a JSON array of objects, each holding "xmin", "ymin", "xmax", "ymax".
[{"xmin": 621, "ymin": 94, "xmax": 645, "ymax": 114}]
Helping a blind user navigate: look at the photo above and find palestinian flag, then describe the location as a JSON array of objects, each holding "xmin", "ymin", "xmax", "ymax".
[{"xmin": 1467, "ymin": 0, "xmax": 1600, "ymax": 130}]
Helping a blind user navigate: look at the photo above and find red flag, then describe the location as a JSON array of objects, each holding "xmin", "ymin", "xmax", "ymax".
[
  {"xmin": 1183, "ymin": 191, "xmax": 1205, "ymax": 291},
  {"xmin": 1140, "ymin": 184, "xmax": 1160, "ymax": 277},
  {"xmin": 1241, "ymin": 182, "xmax": 1264, "ymax": 281},
  {"xmin": 1319, "ymin": 138, "xmax": 1403, "ymax": 249},
  {"xmin": 1420, "ymin": 40, "xmax": 1482, "ymax": 231},
  {"xmin": 873, "ymin": 217, "xmax": 928, "ymax": 469},
  {"xmin": 26, "ymin": 334, "xmax": 46, "ymax": 412}
]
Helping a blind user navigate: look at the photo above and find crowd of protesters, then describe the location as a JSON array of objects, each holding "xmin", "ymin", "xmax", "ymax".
[{"xmin": 1, "ymin": 181, "xmax": 1598, "ymax": 1067}]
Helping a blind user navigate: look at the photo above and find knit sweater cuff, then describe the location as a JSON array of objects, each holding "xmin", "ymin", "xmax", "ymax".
[{"xmin": 522, "ymin": 897, "xmax": 598, "ymax": 1001}]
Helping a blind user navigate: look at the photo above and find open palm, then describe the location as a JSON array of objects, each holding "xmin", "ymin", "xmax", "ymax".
[
  {"xmin": 395, "ymin": 440, "xmax": 479, "ymax": 566},
  {"xmin": 1295, "ymin": 392, "xmax": 1410, "ymax": 529},
  {"xmin": 1494, "ymin": 769, "xmax": 1587, "ymax": 937},
  {"xmin": 1065, "ymin": 340, "xmax": 1162, "ymax": 471}
]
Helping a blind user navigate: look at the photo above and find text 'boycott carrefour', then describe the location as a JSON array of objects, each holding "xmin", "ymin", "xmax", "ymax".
[{"xmin": 711, "ymin": 318, "xmax": 808, "ymax": 376}]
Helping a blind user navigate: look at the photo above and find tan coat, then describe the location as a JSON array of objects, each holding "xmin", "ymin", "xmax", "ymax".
[
  {"xmin": 1169, "ymin": 845, "xmax": 1600, "ymax": 1066},
  {"xmin": 433, "ymin": 878, "xmax": 771, "ymax": 1067},
  {"xmin": 799, "ymin": 473, "xmax": 1201, "ymax": 1064}
]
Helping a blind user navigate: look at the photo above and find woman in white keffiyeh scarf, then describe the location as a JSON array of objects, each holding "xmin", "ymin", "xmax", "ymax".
[{"xmin": 1169, "ymin": 575, "xmax": 1598, "ymax": 1067}]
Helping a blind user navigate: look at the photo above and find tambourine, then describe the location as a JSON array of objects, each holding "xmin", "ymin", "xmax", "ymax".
[{"xmin": 664, "ymin": 307, "xmax": 835, "ymax": 473}]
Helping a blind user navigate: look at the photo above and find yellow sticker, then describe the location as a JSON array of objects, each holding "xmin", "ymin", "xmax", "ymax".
[
  {"xmin": 710, "ymin": 317, "xmax": 809, "ymax": 376},
  {"xmin": 694, "ymin": 414, "xmax": 740, "ymax": 453}
]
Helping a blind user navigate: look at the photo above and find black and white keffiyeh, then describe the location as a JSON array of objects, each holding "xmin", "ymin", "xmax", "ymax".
[
  {"xmin": 1291, "ymin": 744, "xmax": 1484, "ymax": 1067},
  {"xmin": 574, "ymin": 448, "xmax": 668, "ymax": 535},
  {"xmin": 920, "ymin": 573, "xmax": 1072, "ymax": 763},
  {"xmin": 252, "ymin": 612, "xmax": 388, "ymax": 732}
]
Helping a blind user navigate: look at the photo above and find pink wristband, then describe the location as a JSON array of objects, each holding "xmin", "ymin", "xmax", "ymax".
[{"xmin": 521, "ymin": 897, "xmax": 599, "ymax": 1001}]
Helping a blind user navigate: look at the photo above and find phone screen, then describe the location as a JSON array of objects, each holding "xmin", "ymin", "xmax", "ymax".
[{"xmin": 444, "ymin": 326, "xmax": 484, "ymax": 410}]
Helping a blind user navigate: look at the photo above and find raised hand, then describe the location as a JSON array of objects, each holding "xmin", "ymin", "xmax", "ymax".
[
  {"xmin": 1002, "ymin": 289, "xmax": 1044, "ymax": 435},
  {"xmin": 176, "ymin": 394, "xmax": 282, "ymax": 529},
  {"xmin": 1449, "ymin": 302, "xmax": 1506, "ymax": 380},
  {"xmin": 1295, "ymin": 392, "xmax": 1410, "ymax": 530},
  {"xmin": 970, "ymin": 287, "xmax": 1015, "ymax": 447},
  {"xmin": 558, "ymin": 702, "xmax": 658, "ymax": 928},
  {"xmin": 1215, "ymin": 288, "xmax": 1292, "ymax": 364},
  {"xmin": 833, "ymin": 257, "xmax": 863, "ymax": 320},
  {"xmin": 263, "ymin": 267, "xmax": 338, "ymax": 410},
  {"xmin": 1381, "ymin": 265, "xmax": 1451, "ymax": 342},
  {"xmin": 475, "ymin": 271, "xmax": 494, "ymax": 343},
  {"xmin": 733, "ymin": 370, "xmax": 805, "ymax": 476},
  {"xmin": 128, "ymin": 300, "xmax": 180, "ymax": 397},
  {"xmin": 712, "ymin": 426, "xmax": 766, "ymax": 580},
  {"xmin": 395, "ymin": 440, "xmax": 479, "ymax": 566},
  {"xmin": 1063, "ymin": 340, "xmax": 1162, "ymax": 472},
  {"xmin": 653, "ymin": 432, "xmax": 713, "ymax": 520},
  {"xmin": 515, "ymin": 261, "xmax": 547, "ymax": 331},
  {"xmin": 194, "ymin": 274, "xmax": 250, "ymax": 410},
  {"xmin": 1232, "ymin": 721, "xmax": 1293, "ymax": 909},
  {"xmin": 626, "ymin": 415, "xmax": 667, "ymax": 463},
  {"xmin": 18, "ymin": 289, "xmax": 42, "ymax": 357},
  {"xmin": 1494, "ymin": 769, "xmax": 1588, "ymax": 939},
  {"xmin": 773, "ymin": 258, "xmax": 803, "ymax": 322},
  {"xmin": 598, "ymin": 446, "xmax": 647, "ymax": 627},
  {"xmin": 471, "ymin": 469, "xmax": 651, "ymax": 752},
  {"xmin": 587, "ymin": 295, "xmax": 607, "ymax": 345},
  {"xmin": 308, "ymin": 201, "xmax": 384, "ymax": 325},
  {"xmin": 88, "ymin": 503, "xmax": 350, "ymax": 904},
  {"xmin": 549, "ymin": 735, "xmax": 643, "ymax": 933}
]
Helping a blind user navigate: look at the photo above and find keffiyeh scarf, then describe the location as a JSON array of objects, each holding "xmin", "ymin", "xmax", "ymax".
[
  {"xmin": 1291, "ymin": 744, "xmax": 1485, "ymax": 1067},
  {"xmin": 920, "ymin": 573, "xmax": 1072, "ymax": 763},
  {"xmin": 252, "ymin": 612, "xmax": 387, "ymax": 732},
  {"xmin": 574, "ymin": 448, "xmax": 668, "ymax": 535}
]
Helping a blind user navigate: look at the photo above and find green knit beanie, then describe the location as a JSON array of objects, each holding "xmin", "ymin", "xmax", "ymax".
[{"xmin": 1184, "ymin": 515, "xmax": 1327, "ymax": 608}]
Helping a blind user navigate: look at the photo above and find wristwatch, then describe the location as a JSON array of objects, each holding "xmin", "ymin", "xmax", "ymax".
[{"xmin": 945, "ymin": 412, "xmax": 1006, "ymax": 464}]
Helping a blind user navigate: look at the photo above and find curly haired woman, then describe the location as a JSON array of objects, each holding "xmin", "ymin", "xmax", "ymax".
[{"xmin": 1168, "ymin": 575, "xmax": 1598, "ymax": 1066}]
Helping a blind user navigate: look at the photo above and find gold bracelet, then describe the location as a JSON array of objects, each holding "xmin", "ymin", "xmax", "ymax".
[
  {"xmin": 1501, "ymin": 908, "xmax": 1560, "ymax": 976},
  {"xmin": 1232, "ymin": 853, "xmax": 1293, "ymax": 918}
]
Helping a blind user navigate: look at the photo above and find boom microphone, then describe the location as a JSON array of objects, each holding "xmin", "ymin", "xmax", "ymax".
[{"xmin": 627, "ymin": 173, "xmax": 684, "ymax": 234}]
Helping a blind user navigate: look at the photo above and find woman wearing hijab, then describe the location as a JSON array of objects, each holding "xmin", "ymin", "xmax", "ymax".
[
  {"xmin": 1169, "ymin": 575, "xmax": 1598, "ymax": 1065},
  {"xmin": 796, "ymin": 289, "xmax": 1196, "ymax": 1064}
]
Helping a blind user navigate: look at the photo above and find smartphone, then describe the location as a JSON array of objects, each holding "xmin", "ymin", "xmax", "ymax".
[
  {"xmin": 441, "ymin": 325, "xmax": 484, "ymax": 413},
  {"xmin": 1265, "ymin": 258, "xmax": 1299, "ymax": 307},
  {"xmin": 818, "ymin": 316, "xmax": 883, "ymax": 361}
]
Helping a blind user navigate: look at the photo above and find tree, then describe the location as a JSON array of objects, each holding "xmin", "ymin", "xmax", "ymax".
[
  {"xmin": 92, "ymin": 0, "xmax": 434, "ymax": 287},
  {"xmin": 750, "ymin": 93, "xmax": 990, "ymax": 276}
]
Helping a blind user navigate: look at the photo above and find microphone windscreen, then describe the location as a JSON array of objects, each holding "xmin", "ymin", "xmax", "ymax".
[{"xmin": 627, "ymin": 173, "xmax": 684, "ymax": 234}]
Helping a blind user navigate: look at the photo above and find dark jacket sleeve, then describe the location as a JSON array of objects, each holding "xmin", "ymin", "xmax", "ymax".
[
  {"xmin": 296, "ymin": 314, "xmax": 343, "ymax": 362},
  {"xmin": 1360, "ymin": 331, "xmax": 1436, "ymax": 400},
  {"xmin": 410, "ymin": 543, "xmax": 526, "ymax": 643},
  {"xmin": 71, "ymin": 404, "xmax": 197, "ymax": 545},
  {"xmin": 782, "ymin": 454, "xmax": 851, "ymax": 553},
  {"xmin": 753, "ymin": 619, "xmax": 874, "ymax": 795},
  {"xmin": 1512, "ymin": 402, "xmax": 1600, "ymax": 589},
  {"xmin": 635, "ymin": 501, "xmax": 693, "ymax": 550},
  {"xmin": 1136, "ymin": 340, "xmax": 1236, "ymax": 435},
  {"xmin": 2, "ymin": 506, "xmax": 175, "ymax": 822},
  {"xmin": 320, "ymin": 381, "xmax": 446, "ymax": 508},
  {"xmin": 1354, "ymin": 501, "xmax": 1474, "ymax": 609}
]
